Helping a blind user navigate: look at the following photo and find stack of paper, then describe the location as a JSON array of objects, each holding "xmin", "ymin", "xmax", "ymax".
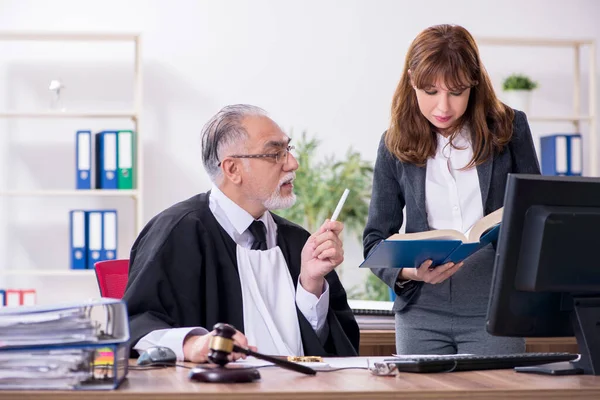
[
  {"xmin": 0, "ymin": 299, "xmax": 130, "ymax": 391},
  {"xmin": 0, "ymin": 308, "xmax": 98, "ymax": 347}
]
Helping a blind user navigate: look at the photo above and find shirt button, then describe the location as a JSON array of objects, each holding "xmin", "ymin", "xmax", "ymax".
[{"xmin": 453, "ymin": 206, "xmax": 459, "ymax": 211}]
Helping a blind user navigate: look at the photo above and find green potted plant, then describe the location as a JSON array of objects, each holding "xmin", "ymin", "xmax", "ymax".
[
  {"xmin": 502, "ymin": 73, "xmax": 538, "ymax": 114},
  {"xmin": 277, "ymin": 131, "xmax": 373, "ymax": 238},
  {"xmin": 277, "ymin": 132, "xmax": 390, "ymax": 301}
]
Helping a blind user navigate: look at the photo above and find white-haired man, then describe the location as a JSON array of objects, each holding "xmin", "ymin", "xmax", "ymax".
[{"xmin": 124, "ymin": 104, "xmax": 359, "ymax": 362}]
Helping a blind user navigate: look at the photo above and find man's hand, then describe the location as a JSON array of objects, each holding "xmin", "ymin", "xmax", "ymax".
[
  {"xmin": 400, "ymin": 259, "xmax": 464, "ymax": 285},
  {"xmin": 299, "ymin": 219, "xmax": 344, "ymax": 297},
  {"xmin": 183, "ymin": 329, "xmax": 257, "ymax": 363}
]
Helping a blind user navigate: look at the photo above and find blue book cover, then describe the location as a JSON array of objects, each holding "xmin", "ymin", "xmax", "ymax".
[{"xmin": 359, "ymin": 209, "xmax": 502, "ymax": 269}]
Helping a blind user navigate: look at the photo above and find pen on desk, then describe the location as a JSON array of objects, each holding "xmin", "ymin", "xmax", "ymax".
[{"xmin": 330, "ymin": 188, "xmax": 350, "ymax": 222}]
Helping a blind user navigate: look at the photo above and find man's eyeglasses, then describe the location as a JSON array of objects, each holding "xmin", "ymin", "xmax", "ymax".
[{"xmin": 217, "ymin": 145, "xmax": 295, "ymax": 167}]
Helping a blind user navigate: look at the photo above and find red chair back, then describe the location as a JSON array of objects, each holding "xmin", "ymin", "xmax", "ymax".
[{"xmin": 94, "ymin": 259, "xmax": 130, "ymax": 299}]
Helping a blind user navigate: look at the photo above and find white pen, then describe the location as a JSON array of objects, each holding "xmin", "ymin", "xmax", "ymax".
[{"xmin": 330, "ymin": 188, "xmax": 350, "ymax": 222}]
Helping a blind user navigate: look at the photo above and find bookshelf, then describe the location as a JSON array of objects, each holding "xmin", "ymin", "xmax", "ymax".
[
  {"xmin": 477, "ymin": 37, "xmax": 597, "ymax": 176},
  {"xmin": 0, "ymin": 32, "xmax": 143, "ymax": 289}
]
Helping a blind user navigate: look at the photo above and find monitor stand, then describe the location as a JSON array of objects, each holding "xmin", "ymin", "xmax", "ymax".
[{"xmin": 516, "ymin": 296, "xmax": 600, "ymax": 376}]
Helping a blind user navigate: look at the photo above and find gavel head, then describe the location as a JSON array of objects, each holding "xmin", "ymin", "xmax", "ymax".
[{"xmin": 208, "ymin": 323, "xmax": 237, "ymax": 366}]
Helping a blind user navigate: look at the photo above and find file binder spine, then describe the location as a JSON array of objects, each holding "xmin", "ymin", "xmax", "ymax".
[
  {"xmin": 76, "ymin": 130, "xmax": 92, "ymax": 189},
  {"xmin": 20, "ymin": 289, "xmax": 36, "ymax": 306},
  {"xmin": 569, "ymin": 135, "xmax": 583, "ymax": 175},
  {"xmin": 5, "ymin": 289, "xmax": 21, "ymax": 306},
  {"xmin": 95, "ymin": 131, "xmax": 118, "ymax": 189},
  {"xmin": 541, "ymin": 134, "xmax": 583, "ymax": 176},
  {"xmin": 86, "ymin": 211, "xmax": 103, "ymax": 269},
  {"xmin": 102, "ymin": 210, "xmax": 118, "ymax": 262},
  {"xmin": 117, "ymin": 130, "xmax": 134, "ymax": 189},
  {"xmin": 70, "ymin": 210, "xmax": 88, "ymax": 270},
  {"xmin": 0, "ymin": 289, "xmax": 5, "ymax": 307}
]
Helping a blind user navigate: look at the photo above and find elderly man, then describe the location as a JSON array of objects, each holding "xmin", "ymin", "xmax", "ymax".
[{"xmin": 124, "ymin": 104, "xmax": 359, "ymax": 362}]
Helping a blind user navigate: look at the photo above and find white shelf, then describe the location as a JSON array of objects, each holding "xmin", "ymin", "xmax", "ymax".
[
  {"xmin": 0, "ymin": 189, "xmax": 139, "ymax": 197},
  {"xmin": 478, "ymin": 36, "xmax": 597, "ymax": 176},
  {"xmin": 0, "ymin": 269, "xmax": 96, "ymax": 276},
  {"xmin": 477, "ymin": 37, "xmax": 594, "ymax": 47},
  {"xmin": 528, "ymin": 116, "xmax": 592, "ymax": 123},
  {"xmin": 0, "ymin": 32, "xmax": 139, "ymax": 42},
  {"xmin": 0, "ymin": 111, "xmax": 137, "ymax": 119}
]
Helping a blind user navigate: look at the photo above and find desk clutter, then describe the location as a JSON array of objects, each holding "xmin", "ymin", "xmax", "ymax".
[
  {"xmin": 76, "ymin": 130, "xmax": 136, "ymax": 190},
  {"xmin": 69, "ymin": 210, "xmax": 118, "ymax": 270},
  {"xmin": 0, "ymin": 298, "xmax": 129, "ymax": 390}
]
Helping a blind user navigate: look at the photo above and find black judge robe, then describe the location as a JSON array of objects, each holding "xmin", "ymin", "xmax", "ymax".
[{"xmin": 124, "ymin": 192, "xmax": 360, "ymax": 357}]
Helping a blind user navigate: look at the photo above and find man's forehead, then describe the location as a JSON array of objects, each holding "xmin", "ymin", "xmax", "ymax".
[{"xmin": 242, "ymin": 115, "xmax": 289, "ymax": 146}]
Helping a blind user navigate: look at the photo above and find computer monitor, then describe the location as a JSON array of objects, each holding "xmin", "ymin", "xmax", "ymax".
[{"xmin": 487, "ymin": 174, "xmax": 600, "ymax": 375}]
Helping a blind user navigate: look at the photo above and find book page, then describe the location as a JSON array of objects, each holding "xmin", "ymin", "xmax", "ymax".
[
  {"xmin": 466, "ymin": 207, "xmax": 503, "ymax": 243},
  {"xmin": 388, "ymin": 229, "xmax": 466, "ymax": 242}
]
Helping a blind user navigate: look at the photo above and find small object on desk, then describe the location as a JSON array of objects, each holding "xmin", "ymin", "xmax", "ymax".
[
  {"xmin": 137, "ymin": 346, "xmax": 177, "ymax": 366},
  {"xmin": 287, "ymin": 356, "xmax": 323, "ymax": 363}
]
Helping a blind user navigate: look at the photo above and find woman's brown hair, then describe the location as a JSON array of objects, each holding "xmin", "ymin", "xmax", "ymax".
[{"xmin": 386, "ymin": 24, "xmax": 514, "ymax": 167}]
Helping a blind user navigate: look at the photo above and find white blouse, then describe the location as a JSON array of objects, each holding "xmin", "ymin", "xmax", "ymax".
[{"xmin": 425, "ymin": 128, "xmax": 484, "ymax": 235}]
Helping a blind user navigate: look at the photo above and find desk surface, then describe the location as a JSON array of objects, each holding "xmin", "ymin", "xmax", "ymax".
[{"xmin": 3, "ymin": 358, "xmax": 600, "ymax": 400}]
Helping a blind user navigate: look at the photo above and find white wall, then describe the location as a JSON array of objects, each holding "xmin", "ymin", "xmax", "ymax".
[{"xmin": 0, "ymin": 0, "xmax": 599, "ymax": 303}]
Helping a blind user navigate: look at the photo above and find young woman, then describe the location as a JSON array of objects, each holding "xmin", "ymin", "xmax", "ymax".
[{"xmin": 363, "ymin": 24, "xmax": 540, "ymax": 355}]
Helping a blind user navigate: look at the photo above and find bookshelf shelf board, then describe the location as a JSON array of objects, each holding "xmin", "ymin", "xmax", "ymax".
[
  {"xmin": 477, "ymin": 37, "xmax": 593, "ymax": 47},
  {"xmin": 528, "ymin": 115, "xmax": 592, "ymax": 123},
  {"xmin": 0, "ymin": 189, "xmax": 139, "ymax": 197},
  {"xmin": 0, "ymin": 111, "xmax": 137, "ymax": 119},
  {"xmin": 0, "ymin": 32, "xmax": 139, "ymax": 42},
  {"xmin": 0, "ymin": 269, "xmax": 96, "ymax": 276}
]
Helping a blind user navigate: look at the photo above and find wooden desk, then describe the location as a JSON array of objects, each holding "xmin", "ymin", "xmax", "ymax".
[
  {"xmin": 359, "ymin": 330, "xmax": 579, "ymax": 356},
  {"xmin": 3, "ymin": 360, "xmax": 600, "ymax": 400}
]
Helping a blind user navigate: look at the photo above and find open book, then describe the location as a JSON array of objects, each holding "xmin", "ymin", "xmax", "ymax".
[{"xmin": 359, "ymin": 208, "xmax": 503, "ymax": 269}]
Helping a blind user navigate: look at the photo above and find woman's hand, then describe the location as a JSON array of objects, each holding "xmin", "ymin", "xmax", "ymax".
[{"xmin": 400, "ymin": 259, "xmax": 464, "ymax": 284}]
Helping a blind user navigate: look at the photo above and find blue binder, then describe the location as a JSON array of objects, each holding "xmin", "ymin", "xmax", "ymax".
[
  {"xmin": 75, "ymin": 130, "xmax": 91, "ymax": 189},
  {"xmin": 102, "ymin": 210, "xmax": 118, "ymax": 261},
  {"xmin": 541, "ymin": 134, "xmax": 583, "ymax": 176},
  {"xmin": 69, "ymin": 210, "xmax": 87, "ymax": 270},
  {"xmin": 95, "ymin": 131, "xmax": 118, "ymax": 189},
  {"xmin": 85, "ymin": 211, "xmax": 104, "ymax": 269},
  {"xmin": 0, "ymin": 289, "xmax": 5, "ymax": 306}
]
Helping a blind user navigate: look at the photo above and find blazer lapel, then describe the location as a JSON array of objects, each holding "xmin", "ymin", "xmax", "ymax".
[
  {"xmin": 404, "ymin": 163, "xmax": 429, "ymax": 227},
  {"xmin": 476, "ymin": 157, "xmax": 493, "ymax": 214}
]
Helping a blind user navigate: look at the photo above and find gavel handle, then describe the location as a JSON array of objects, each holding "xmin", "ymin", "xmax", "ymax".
[{"xmin": 233, "ymin": 345, "xmax": 317, "ymax": 376}]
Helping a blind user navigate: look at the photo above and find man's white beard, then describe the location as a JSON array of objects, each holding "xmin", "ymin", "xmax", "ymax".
[{"xmin": 263, "ymin": 173, "xmax": 296, "ymax": 210}]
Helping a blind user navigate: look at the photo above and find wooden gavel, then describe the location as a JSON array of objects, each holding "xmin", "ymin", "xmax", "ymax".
[{"xmin": 208, "ymin": 323, "xmax": 317, "ymax": 376}]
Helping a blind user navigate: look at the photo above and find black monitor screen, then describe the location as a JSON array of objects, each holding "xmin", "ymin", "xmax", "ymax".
[{"xmin": 487, "ymin": 174, "xmax": 600, "ymax": 375}]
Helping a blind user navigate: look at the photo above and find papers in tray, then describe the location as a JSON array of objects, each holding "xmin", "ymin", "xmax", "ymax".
[
  {"xmin": 0, "ymin": 298, "xmax": 130, "ymax": 391},
  {"xmin": 0, "ymin": 298, "xmax": 129, "ymax": 349},
  {"xmin": 0, "ymin": 343, "xmax": 129, "ymax": 390}
]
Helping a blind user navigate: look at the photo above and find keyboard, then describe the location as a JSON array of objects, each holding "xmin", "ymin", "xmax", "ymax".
[{"xmin": 383, "ymin": 353, "xmax": 579, "ymax": 373}]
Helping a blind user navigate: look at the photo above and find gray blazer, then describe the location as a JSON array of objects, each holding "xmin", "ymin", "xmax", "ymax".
[{"xmin": 363, "ymin": 110, "xmax": 541, "ymax": 311}]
